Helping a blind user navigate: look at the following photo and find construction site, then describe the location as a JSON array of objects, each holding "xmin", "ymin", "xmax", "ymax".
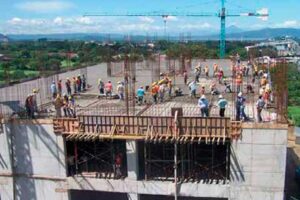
[
  {"xmin": 1, "ymin": 0, "xmax": 298, "ymax": 199},
  {"xmin": 0, "ymin": 51, "xmax": 291, "ymax": 200}
]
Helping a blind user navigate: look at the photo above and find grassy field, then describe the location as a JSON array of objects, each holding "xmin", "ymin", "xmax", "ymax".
[{"xmin": 288, "ymin": 106, "xmax": 300, "ymax": 126}]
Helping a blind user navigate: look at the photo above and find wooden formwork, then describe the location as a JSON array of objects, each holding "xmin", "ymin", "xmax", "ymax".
[{"xmin": 54, "ymin": 115, "xmax": 242, "ymax": 142}]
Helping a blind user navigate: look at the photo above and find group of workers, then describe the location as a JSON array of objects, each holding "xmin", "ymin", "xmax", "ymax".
[{"xmin": 49, "ymin": 75, "xmax": 86, "ymax": 118}]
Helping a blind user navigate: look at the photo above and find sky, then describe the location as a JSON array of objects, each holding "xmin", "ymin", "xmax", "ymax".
[{"xmin": 0, "ymin": 0, "xmax": 299, "ymax": 35}]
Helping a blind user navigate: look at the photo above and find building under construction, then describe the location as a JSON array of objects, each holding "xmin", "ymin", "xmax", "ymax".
[{"xmin": 0, "ymin": 57, "xmax": 289, "ymax": 200}]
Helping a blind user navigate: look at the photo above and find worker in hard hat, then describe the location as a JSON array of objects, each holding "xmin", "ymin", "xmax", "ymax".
[
  {"xmin": 183, "ymin": 70, "xmax": 188, "ymax": 85},
  {"xmin": 57, "ymin": 80, "xmax": 62, "ymax": 96},
  {"xmin": 25, "ymin": 94, "xmax": 34, "ymax": 119},
  {"xmin": 198, "ymin": 95, "xmax": 209, "ymax": 117},
  {"xmin": 236, "ymin": 92, "xmax": 248, "ymax": 121},
  {"xmin": 217, "ymin": 95, "xmax": 228, "ymax": 117}
]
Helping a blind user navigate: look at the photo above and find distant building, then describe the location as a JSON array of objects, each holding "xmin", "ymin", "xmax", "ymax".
[{"xmin": 246, "ymin": 38, "xmax": 300, "ymax": 57}]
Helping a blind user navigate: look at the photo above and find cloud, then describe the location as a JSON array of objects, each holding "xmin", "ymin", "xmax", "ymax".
[
  {"xmin": 270, "ymin": 20, "xmax": 300, "ymax": 28},
  {"xmin": 15, "ymin": 1, "xmax": 74, "ymax": 13},
  {"xmin": 166, "ymin": 16, "xmax": 178, "ymax": 21},
  {"xmin": 139, "ymin": 17, "xmax": 155, "ymax": 24}
]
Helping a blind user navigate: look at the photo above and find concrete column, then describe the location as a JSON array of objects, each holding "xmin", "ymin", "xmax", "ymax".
[
  {"xmin": 126, "ymin": 140, "xmax": 139, "ymax": 180},
  {"xmin": 127, "ymin": 193, "xmax": 140, "ymax": 200}
]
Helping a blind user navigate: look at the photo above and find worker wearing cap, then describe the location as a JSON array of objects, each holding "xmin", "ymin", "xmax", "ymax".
[
  {"xmin": 198, "ymin": 95, "xmax": 209, "ymax": 117},
  {"xmin": 116, "ymin": 81, "xmax": 124, "ymax": 100},
  {"xmin": 213, "ymin": 64, "xmax": 218, "ymax": 77},
  {"xmin": 25, "ymin": 94, "xmax": 34, "ymax": 119},
  {"xmin": 137, "ymin": 86, "xmax": 145, "ymax": 105},
  {"xmin": 217, "ymin": 95, "xmax": 228, "ymax": 117},
  {"xmin": 236, "ymin": 72, "xmax": 243, "ymax": 93}
]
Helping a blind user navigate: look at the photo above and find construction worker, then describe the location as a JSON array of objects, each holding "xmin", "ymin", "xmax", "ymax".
[
  {"xmin": 116, "ymin": 81, "xmax": 124, "ymax": 100},
  {"xmin": 189, "ymin": 81, "xmax": 197, "ymax": 98},
  {"xmin": 217, "ymin": 95, "xmax": 228, "ymax": 117},
  {"xmin": 217, "ymin": 68, "xmax": 224, "ymax": 84},
  {"xmin": 98, "ymin": 78, "xmax": 104, "ymax": 95},
  {"xmin": 200, "ymin": 85, "xmax": 205, "ymax": 95},
  {"xmin": 204, "ymin": 66, "xmax": 209, "ymax": 78},
  {"xmin": 82, "ymin": 74, "xmax": 86, "ymax": 91},
  {"xmin": 210, "ymin": 82, "xmax": 219, "ymax": 95},
  {"xmin": 213, "ymin": 64, "xmax": 218, "ymax": 77},
  {"xmin": 53, "ymin": 94, "xmax": 63, "ymax": 118},
  {"xmin": 198, "ymin": 95, "xmax": 209, "ymax": 117},
  {"xmin": 115, "ymin": 153, "xmax": 123, "ymax": 178},
  {"xmin": 105, "ymin": 80, "xmax": 113, "ymax": 97},
  {"xmin": 260, "ymin": 75, "xmax": 268, "ymax": 87},
  {"xmin": 68, "ymin": 95, "xmax": 76, "ymax": 118},
  {"xmin": 72, "ymin": 77, "xmax": 77, "ymax": 94},
  {"xmin": 224, "ymin": 79, "xmax": 232, "ymax": 93},
  {"xmin": 256, "ymin": 95, "xmax": 265, "ymax": 122},
  {"xmin": 236, "ymin": 92, "xmax": 248, "ymax": 121},
  {"xmin": 25, "ymin": 94, "xmax": 34, "ymax": 119},
  {"xmin": 195, "ymin": 64, "xmax": 201, "ymax": 82},
  {"xmin": 31, "ymin": 89, "xmax": 39, "ymax": 116},
  {"xmin": 183, "ymin": 70, "xmax": 188, "ymax": 85},
  {"xmin": 236, "ymin": 72, "xmax": 243, "ymax": 93},
  {"xmin": 137, "ymin": 86, "xmax": 145, "ymax": 105},
  {"xmin": 57, "ymin": 80, "xmax": 62, "ymax": 95},
  {"xmin": 77, "ymin": 75, "xmax": 81, "ymax": 92},
  {"xmin": 159, "ymin": 84, "xmax": 165, "ymax": 103},
  {"xmin": 151, "ymin": 82, "xmax": 159, "ymax": 104},
  {"xmin": 65, "ymin": 78, "xmax": 72, "ymax": 95},
  {"xmin": 62, "ymin": 94, "xmax": 70, "ymax": 117},
  {"xmin": 50, "ymin": 81, "xmax": 57, "ymax": 99}
]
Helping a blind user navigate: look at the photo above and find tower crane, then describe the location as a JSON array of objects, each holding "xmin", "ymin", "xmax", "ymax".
[{"xmin": 84, "ymin": 0, "xmax": 268, "ymax": 58}]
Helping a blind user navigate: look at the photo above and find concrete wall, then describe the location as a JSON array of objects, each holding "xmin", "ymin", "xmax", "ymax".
[
  {"xmin": 0, "ymin": 120, "xmax": 68, "ymax": 200},
  {"xmin": 230, "ymin": 124, "xmax": 288, "ymax": 200}
]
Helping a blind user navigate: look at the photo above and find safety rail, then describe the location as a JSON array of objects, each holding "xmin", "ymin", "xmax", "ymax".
[{"xmin": 53, "ymin": 115, "xmax": 242, "ymax": 142}]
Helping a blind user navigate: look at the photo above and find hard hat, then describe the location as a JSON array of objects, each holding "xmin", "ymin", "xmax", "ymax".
[
  {"xmin": 238, "ymin": 92, "xmax": 243, "ymax": 97},
  {"xmin": 200, "ymin": 95, "xmax": 206, "ymax": 99},
  {"xmin": 117, "ymin": 81, "xmax": 121, "ymax": 84},
  {"xmin": 66, "ymin": 77, "xmax": 69, "ymax": 80},
  {"xmin": 219, "ymin": 95, "xmax": 223, "ymax": 99},
  {"xmin": 33, "ymin": 89, "xmax": 37, "ymax": 93}
]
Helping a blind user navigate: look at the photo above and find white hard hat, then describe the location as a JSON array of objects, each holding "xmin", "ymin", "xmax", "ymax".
[
  {"xmin": 201, "ymin": 95, "xmax": 206, "ymax": 99},
  {"xmin": 238, "ymin": 92, "xmax": 242, "ymax": 97},
  {"xmin": 219, "ymin": 95, "xmax": 223, "ymax": 99}
]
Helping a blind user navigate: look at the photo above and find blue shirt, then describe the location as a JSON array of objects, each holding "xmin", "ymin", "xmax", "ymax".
[
  {"xmin": 218, "ymin": 99, "xmax": 228, "ymax": 109},
  {"xmin": 189, "ymin": 82, "xmax": 197, "ymax": 91},
  {"xmin": 137, "ymin": 88, "xmax": 145, "ymax": 97},
  {"xmin": 198, "ymin": 98, "xmax": 209, "ymax": 109},
  {"xmin": 50, "ymin": 84, "xmax": 57, "ymax": 94}
]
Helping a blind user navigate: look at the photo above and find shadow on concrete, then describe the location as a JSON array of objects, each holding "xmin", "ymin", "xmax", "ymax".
[{"xmin": 230, "ymin": 144, "xmax": 245, "ymax": 182}]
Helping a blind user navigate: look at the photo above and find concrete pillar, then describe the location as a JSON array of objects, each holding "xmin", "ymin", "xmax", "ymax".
[
  {"xmin": 127, "ymin": 193, "xmax": 140, "ymax": 200},
  {"xmin": 126, "ymin": 140, "xmax": 139, "ymax": 180}
]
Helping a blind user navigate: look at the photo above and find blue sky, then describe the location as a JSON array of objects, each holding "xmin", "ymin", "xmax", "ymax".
[{"xmin": 0, "ymin": 0, "xmax": 299, "ymax": 35}]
